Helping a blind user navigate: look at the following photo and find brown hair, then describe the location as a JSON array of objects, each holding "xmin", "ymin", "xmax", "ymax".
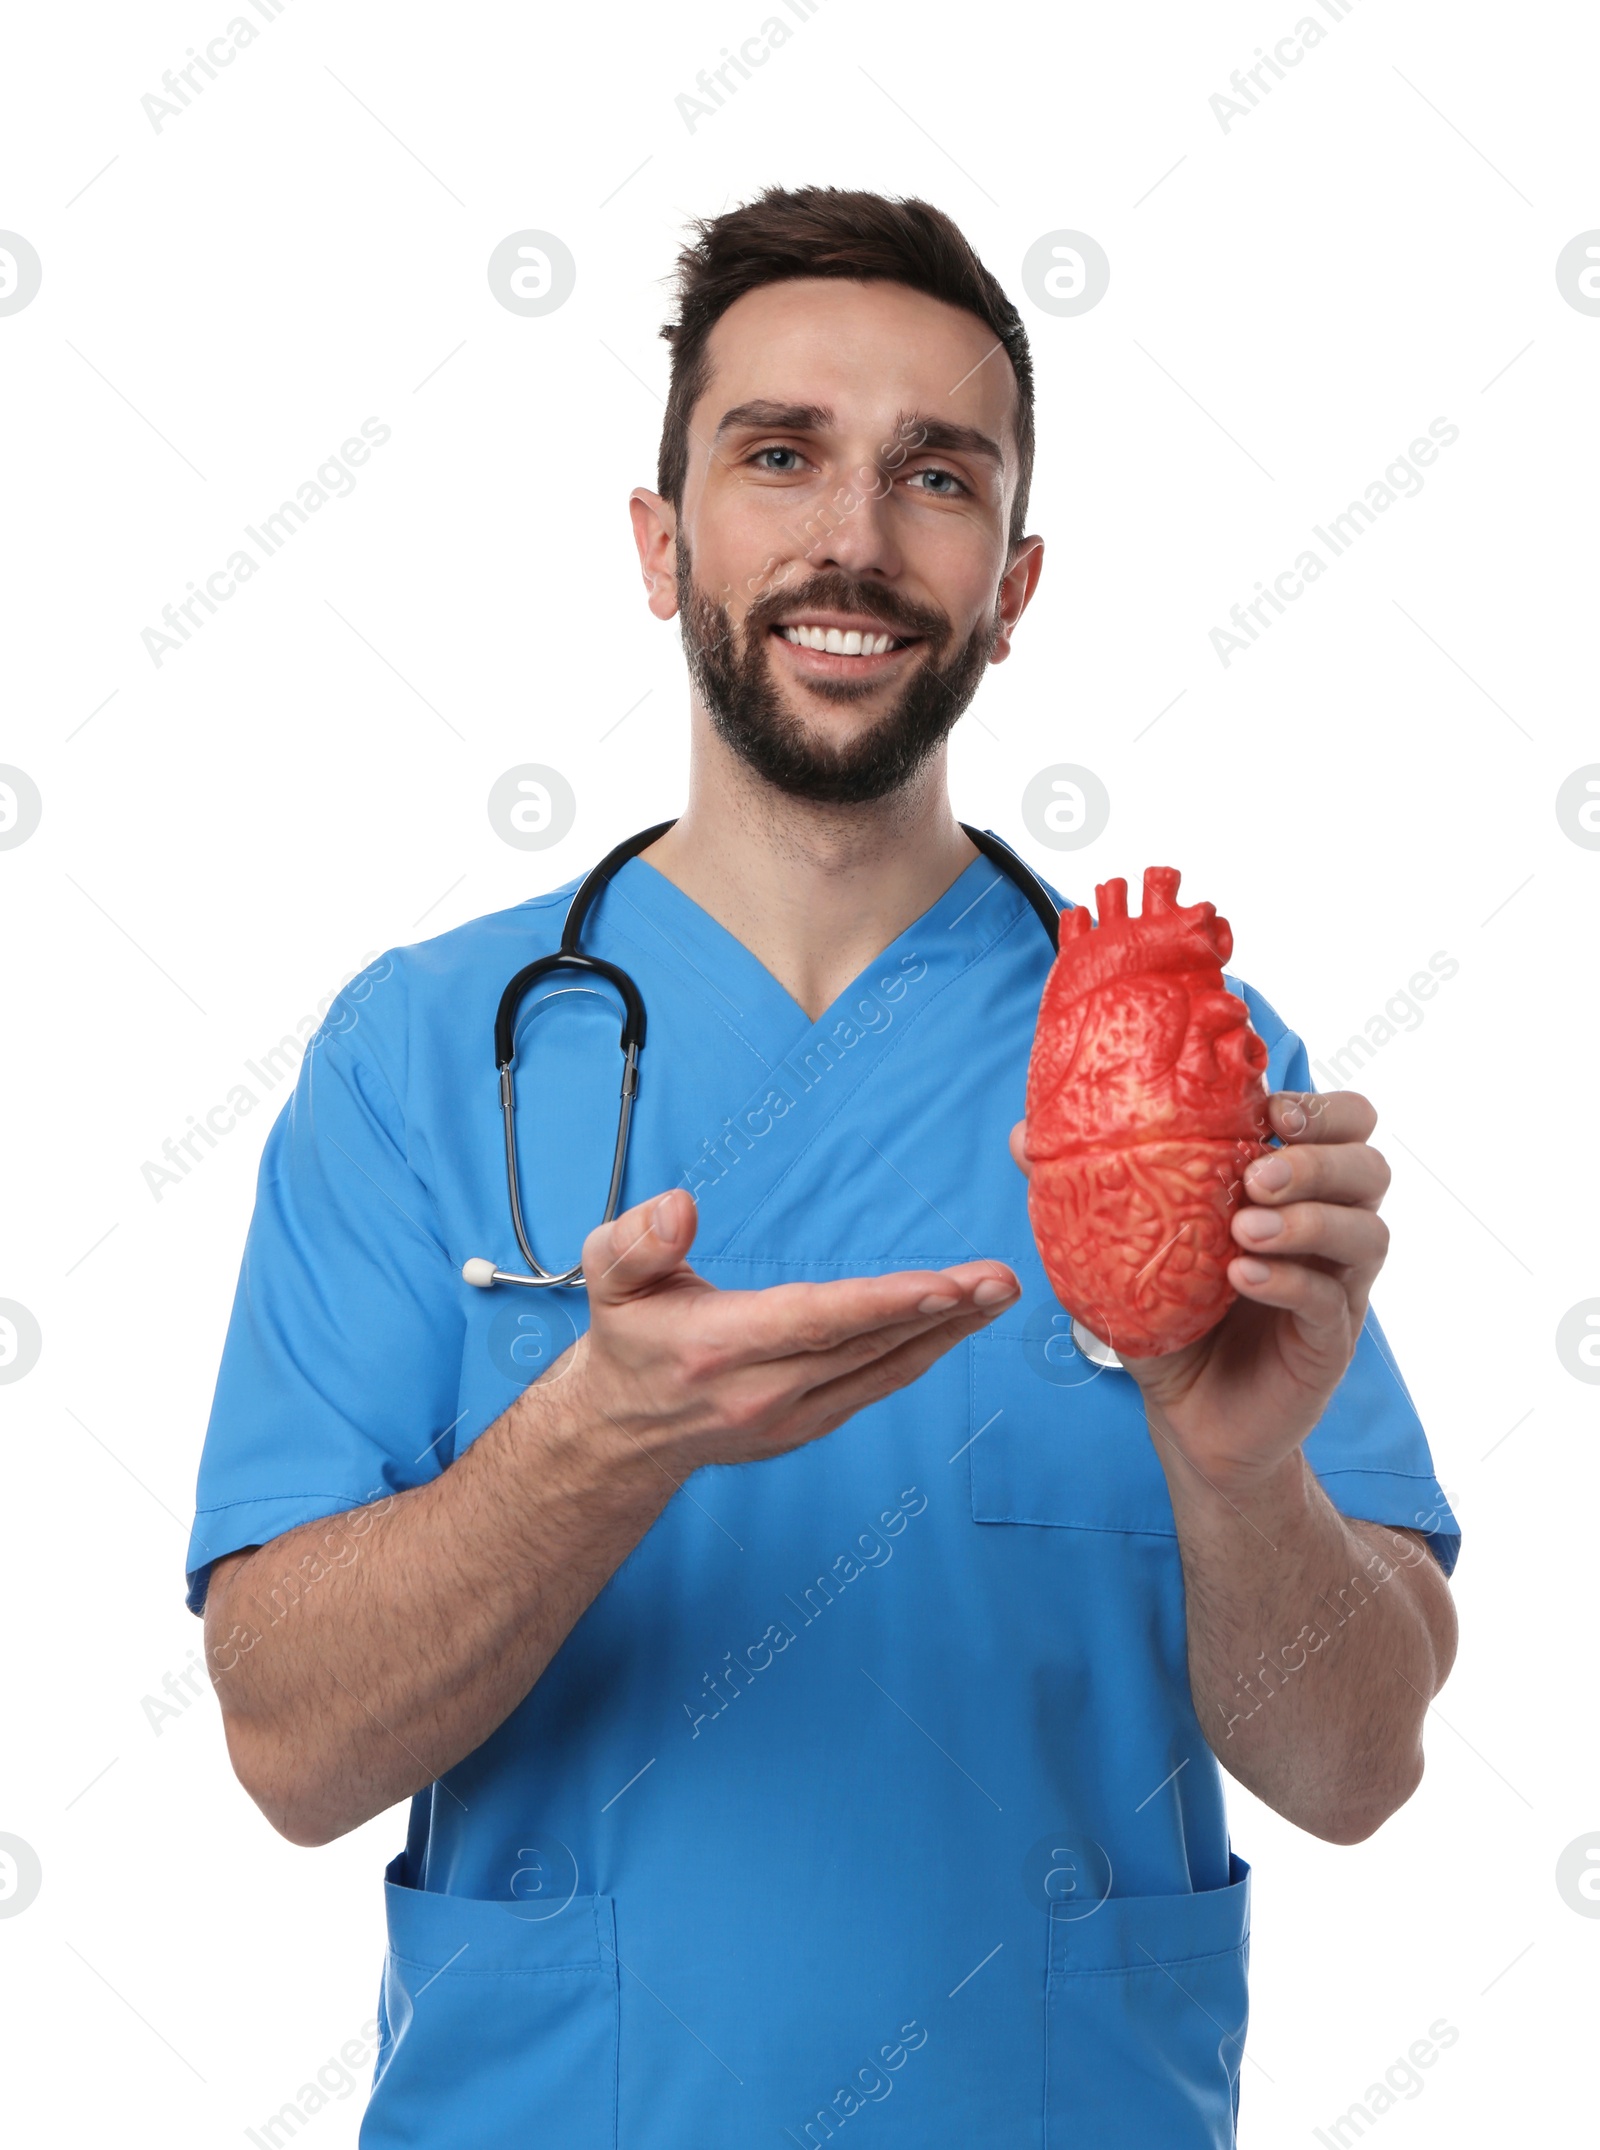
[{"xmin": 657, "ymin": 185, "xmax": 1035, "ymax": 549}]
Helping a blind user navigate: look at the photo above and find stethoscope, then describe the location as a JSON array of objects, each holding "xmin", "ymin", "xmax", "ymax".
[{"xmin": 461, "ymin": 817, "xmax": 1086, "ymax": 1315}]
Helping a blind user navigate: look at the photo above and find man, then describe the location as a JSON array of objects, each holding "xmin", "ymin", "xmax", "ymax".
[{"xmin": 191, "ymin": 187, "xmax": 1458, "ymax": 2147}]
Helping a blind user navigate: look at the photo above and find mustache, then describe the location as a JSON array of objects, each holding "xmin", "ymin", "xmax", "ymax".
[{"xmin": 744, "ymin": 571, "xmax": 951, "ymax": 647}]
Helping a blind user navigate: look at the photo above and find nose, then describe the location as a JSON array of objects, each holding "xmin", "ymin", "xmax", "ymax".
[{"xmin": 803, "ymin": 464, "xmax": 904, "ymax": 583}]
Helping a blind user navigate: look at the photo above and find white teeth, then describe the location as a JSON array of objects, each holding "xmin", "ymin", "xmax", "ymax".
[{"xmin": 778, "ymin": 624, "xmax": 901, "ymax": 655}]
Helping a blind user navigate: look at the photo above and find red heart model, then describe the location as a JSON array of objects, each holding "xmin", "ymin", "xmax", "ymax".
[{"xmin": 1024, "ymin": 867, "xmax": 1273, "ymax": 1359}]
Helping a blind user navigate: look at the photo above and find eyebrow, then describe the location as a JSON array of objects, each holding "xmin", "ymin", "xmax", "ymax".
[{"xmin": 712, "ymin": 399, "xmax": 1005, "ymax": 471}]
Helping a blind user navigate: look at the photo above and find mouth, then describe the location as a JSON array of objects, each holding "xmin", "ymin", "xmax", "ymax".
[{"xmin": 767, "ymin": 615, "xmax": 924, "ymax": 677}]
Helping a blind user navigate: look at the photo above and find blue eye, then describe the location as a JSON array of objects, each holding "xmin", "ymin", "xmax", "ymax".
[
  {"xmin": 753, "ymin": 446, "xmax": 804, "ymax": 472},
  {"xmin": 909, "ymin": 467, "xmax": 964, "ymax": 495}
]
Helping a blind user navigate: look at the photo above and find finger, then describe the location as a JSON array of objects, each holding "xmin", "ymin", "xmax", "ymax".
[
  {"xmin": 797, "ymin": 1299, "xmax": 1009, "ymax": 1435},
  {"xmin": 761, "ymin": 1276, "xmax": 1020, "ymax": 1397},
  {"xmin": 1226, "ymin": 1253, "xmax": 1358, "ymax": 1367},
  {"xmin": 1232, "ymin": 1198, "xmax": 1390, "ymax": 1278},
  {"xmin": 1009, "ymin": 1121, "xmax": 1032, "ymax": 1178},
  {"xmin": 693, "ymin": 1267, "xmax": 1020, "ymax": 1426},
  {"xmin": 694, "ymin": 1292, "xmax": 1010, "ymax": 1443},
  {"xmin": 738, "ymin": 1265, "xmax": 1018, "ymax": 1381},
  {"xmin": 1242, "ymin": 1140, "xmax": 1390, "ymax": 1211},
  {"xmin": 1266, "ymin": 1089, "xmax": 1377, "ymax": 1145},
  {"xmin": 698, "ymin": 1261, "xmax": 1020, "ymax": 1371},
  {"xmin": 582, "ymin": 1187, "xmax": 699, "ymax": 1304}
]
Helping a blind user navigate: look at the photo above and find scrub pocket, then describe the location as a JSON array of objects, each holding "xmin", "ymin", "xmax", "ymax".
[
  {"xmin": 362, "ymin": 1858, "xmax": 619, "ymax": 2148},
  {"xmin": 1045, "ymin": 1855, "xmax": 1251, "ymax": 2148},
  {"xmin": 967, "ymin": 1321, "xmax": 1176, "ymax": 1535}
]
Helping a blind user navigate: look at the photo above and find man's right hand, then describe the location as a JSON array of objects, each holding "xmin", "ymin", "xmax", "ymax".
[
  {"xmin": 560, "ymin": 1185, "xmax": 1018, "ymax": 1476},
  {"xmin": 205, "ymin": 1185, "xmax": 1017, "ymax": 1847}
]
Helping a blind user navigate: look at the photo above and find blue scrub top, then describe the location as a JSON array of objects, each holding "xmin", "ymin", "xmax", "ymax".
[{"xmin": 187, "ymin": 845, "xmax": 1458, "ymax": 2149}]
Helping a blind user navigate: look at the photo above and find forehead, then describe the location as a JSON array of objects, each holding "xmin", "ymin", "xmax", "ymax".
[{"xmin": 693, "ymin": 276, "xmax": 1019, "ymax": 448}]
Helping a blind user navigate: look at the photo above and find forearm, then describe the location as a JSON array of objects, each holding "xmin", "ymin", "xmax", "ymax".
[
  {"xmin": 1158, "ymin": 1437, "xmax": 1458, "ymax": 1842},
  {"xmin": 205, "ymin": 1365, "xmax": 672, "ymax": 1846}
]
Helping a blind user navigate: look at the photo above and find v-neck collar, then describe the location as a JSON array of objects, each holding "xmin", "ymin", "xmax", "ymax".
[{"xmin": 615, "ymin": 847, "xmax": 1035, "ymax": 1053}]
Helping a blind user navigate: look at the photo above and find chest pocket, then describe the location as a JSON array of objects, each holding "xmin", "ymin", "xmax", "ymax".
[{"xmin": 966, "ymin": 1301, "xmax": 1178, "ymax": 1536}]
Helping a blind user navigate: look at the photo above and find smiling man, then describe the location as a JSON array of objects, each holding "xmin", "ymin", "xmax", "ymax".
[{"xmin": 189, "ymin": 188, "xmax": 1459, "ymax": 2148}]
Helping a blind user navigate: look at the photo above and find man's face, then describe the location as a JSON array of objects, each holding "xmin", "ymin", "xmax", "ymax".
[{"xmin": 634, "ymin": 277, "xmax": 1041, "ymax": 805}]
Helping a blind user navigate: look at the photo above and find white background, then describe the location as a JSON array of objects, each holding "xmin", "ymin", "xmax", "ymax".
[{"xmin": 1, "ymin": 0, "xmax": 1595, "ymax": 2140}]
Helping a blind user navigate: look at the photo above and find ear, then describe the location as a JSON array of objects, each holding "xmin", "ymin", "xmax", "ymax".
[
  {"xmin": 989, "ymin": 535, "xmax": 1045, "ymax": 664},
  {"xmin": 629, "ymin": 489, "xmax": 680, "ymax": 622}
]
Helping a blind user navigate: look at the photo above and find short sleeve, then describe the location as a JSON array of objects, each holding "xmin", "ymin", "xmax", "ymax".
[
  {"xmin": 1228, "ymin": 976, "xmax": 1461, "ymax": 1579},
  {"xmin": 185, "ymin": 954, "xmax": 463, "ymax": 1613}
]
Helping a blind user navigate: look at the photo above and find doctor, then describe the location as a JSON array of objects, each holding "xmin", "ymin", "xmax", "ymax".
[{"xmin": 191, "ymin": 186, "xmax": 1458, "ymax": 2147}]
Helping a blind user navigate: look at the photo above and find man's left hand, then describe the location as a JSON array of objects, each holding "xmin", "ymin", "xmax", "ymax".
[{"xmin": 1009, "ymin": 1090, "xmax": 1390, "ymax": 1497}]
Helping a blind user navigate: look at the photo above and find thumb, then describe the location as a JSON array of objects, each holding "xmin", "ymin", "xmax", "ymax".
[{"xmin": 582, "ymin": 1187, "xmax": 698, "ymax": 1304}]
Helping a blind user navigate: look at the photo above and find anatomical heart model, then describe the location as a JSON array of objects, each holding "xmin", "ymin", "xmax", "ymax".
[{"xmin": 1024, "ymin": 867, "xmax": 1273, "ymax": 1359}]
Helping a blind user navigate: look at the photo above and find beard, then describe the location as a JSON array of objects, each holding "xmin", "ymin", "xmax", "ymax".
[{"xmin": 676, "ymin": 541, "xmax": 1001, "ymax": 807}]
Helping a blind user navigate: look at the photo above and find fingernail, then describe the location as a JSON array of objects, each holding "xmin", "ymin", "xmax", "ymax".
[
  {"xmin": 1247, "ymin": 1153, "xmax": 1291, "ymax": 1193},
  {"xmin": 918, "ymin": 1293, "xmax": 960, "ymax": 1314},
  {"xmin": 973, "ymin": 1277, "xmax": 1017, "ymax": 1306},
  {"xmin": 1236, "ymin": 1258, "xmax": 1272, "ymax": 1285},
  {"xmin": 1279, "ymin": 1099, "xmax": 1308, "ymax": 1135},
  {"xmin": 1235, "ymin": 1207, "xmax": 1284, "ymax": 1242}
]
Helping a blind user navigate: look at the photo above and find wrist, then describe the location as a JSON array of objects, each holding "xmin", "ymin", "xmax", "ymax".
[
  {"xmin": 509, "ymin": 1345, "xmax": 677, "ymax": 1517},
  {"xmin": 1156, "ymin": 1433, "xmax": 1314, "ymax": 1535}
]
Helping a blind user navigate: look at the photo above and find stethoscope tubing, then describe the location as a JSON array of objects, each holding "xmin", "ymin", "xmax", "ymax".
[{"xmin": 463, "ymin": 821, "xmax": 1059, "ymax": 1292}]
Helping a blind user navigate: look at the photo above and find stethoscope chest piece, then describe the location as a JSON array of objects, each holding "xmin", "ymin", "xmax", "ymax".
[{"xmin": 1070, "ymin": 1316, "xmax": 1124, "ymax": 1369}]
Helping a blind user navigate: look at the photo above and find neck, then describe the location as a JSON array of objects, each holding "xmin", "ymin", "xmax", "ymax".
[{"xmin": 640, "ymin": 704, "xmax": 978, "ymax": 1021}]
